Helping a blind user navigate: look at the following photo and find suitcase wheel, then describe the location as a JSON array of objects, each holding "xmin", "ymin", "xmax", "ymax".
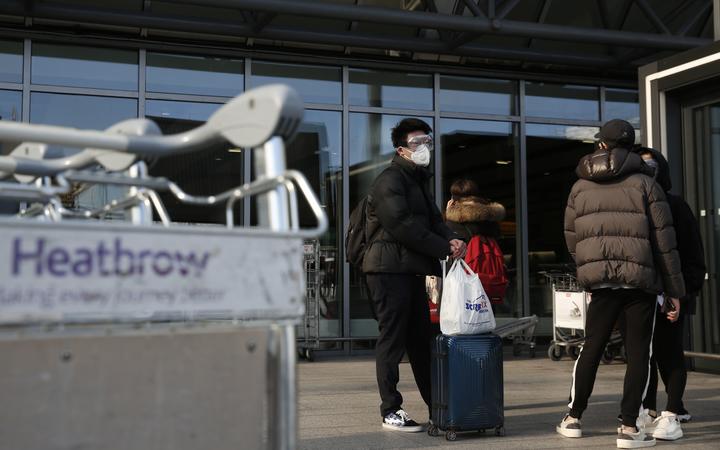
[
  {"xmin": 445, "ymin": 430, "xmax": 457, "ymax": 441},
  {"xmin": 427, "ymin": 423, "xmax": 439, "ymax": 437},
  {"xmin": 478, "ymin": 429, "xmax": 486, "ymax": 434},
  {"xmin": 495, "ymin": 425, "xmax": 505, "ymax": 436}
]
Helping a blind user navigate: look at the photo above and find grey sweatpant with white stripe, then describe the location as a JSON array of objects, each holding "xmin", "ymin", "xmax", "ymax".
[{"xmin": 567, "ymin": 288, "xmax": 656, "ymax": 428}]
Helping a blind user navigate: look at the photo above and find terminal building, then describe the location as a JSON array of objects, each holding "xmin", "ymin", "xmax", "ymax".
[{"xmin": 0, "ymin": 0, "xmax": 717, "ymax": 369}]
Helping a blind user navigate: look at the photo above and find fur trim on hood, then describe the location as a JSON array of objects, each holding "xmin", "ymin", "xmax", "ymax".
[{"xmin": 445, "ymin": 197, "xmax": 505, "ymax": 223}]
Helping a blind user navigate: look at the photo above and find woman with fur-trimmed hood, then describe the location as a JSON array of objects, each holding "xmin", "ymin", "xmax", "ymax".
[{"xmin": 444, "ymin": 179, "xmax": 505, "ymax": 242}]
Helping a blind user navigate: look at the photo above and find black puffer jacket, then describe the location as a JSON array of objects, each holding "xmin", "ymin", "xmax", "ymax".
[
  {"xmin": 445, "ymin": 197, "xmax": 505, "ymax": 242},
  {"xmin": 564, "ymin": 146, "xmax": 685, "ymax": 298},
  {"xmin": 635, "ymin": 147, "xmax": 706, "ymax": 313},
  {"xmin": 362, "ymin": 155, "xmax": 456, "ymax": 275}
]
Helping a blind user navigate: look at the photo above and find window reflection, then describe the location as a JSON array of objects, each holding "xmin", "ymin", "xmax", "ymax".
[
  {"xmin": 349, "ymin": 69, "xmax": 433, "ymax": 110},
  {"xmin": 440, "ymin": 76, "xmax": 516, "ymax": 116},
  {"xmin": 146, "ymin": 52, "xmax": 243, "ymax": 97},
  {"xmin": 440, "ymin": 118, "xmax": 519, "ymax": 317},
  {"xmin": 0, "ymin": 90, "xmax": 21, "ymax": 154},
  {"xmin": 252, "ymin": 61, "xmax": 341, "ymax": 104},
  {"xmin": 0, "ymin": 40, "xmax": 22, "ymax": 83},
  {"xmin": 525, "ymin": 82, "xmax": 599, "ymax": 121},
  {"xmin": 286, "ymin": 110, "xmax": 342, "ymax": 337},
  {"xmin": 348, "ymin": 113, "xmax": 433, "ymax": 337},
  {"xmin": 31, "ymin": 43, "xmax": 138, "ymax": 91},
  {"xmin": 605, "ymin": 88, "xmax": 640, "ymax": 126},
  {"xmin": 0, "ymin": 89, "xmax": 22, "ymax": 214},
  {"xmin": 526, "ymin": 124, "xmax": 598, "ymax": 319},
  {"xmin": 30, "ymin": 93, "xmax": 137, "ymax": 154},
  {"xmin": 146, "ymin": 99, "xmax": 221, "ymax": 121},
  {"xmin": 30, "ymin": 92, "xmax": 138, "ymax": 214},
  {"xmin": 144, "ymin": 100, "xmax": 242, "ymax": 225}
]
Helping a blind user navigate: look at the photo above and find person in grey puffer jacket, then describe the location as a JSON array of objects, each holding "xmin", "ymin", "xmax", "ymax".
[{"xmin": 555, "ymin": 119, "xmax": 685, "ymax": 449}]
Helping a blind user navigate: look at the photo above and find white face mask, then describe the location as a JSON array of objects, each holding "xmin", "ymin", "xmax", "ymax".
[
  {"xmin": 644, "ymin": 158, "xmax": 659, "ymax": 169},
  {"xmin": 409, "ymin": 144, "xmax": 431, "ymax": 167}
]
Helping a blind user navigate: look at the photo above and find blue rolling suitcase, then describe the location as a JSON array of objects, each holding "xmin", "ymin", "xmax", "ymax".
[{"xmin": 429, "ymin": 333, "xmax": 504, "ymax": 441}]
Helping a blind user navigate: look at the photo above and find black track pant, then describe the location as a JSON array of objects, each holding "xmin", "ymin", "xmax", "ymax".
[
  {"xmin": 644, "ymin": 311, "xmax": 687, "ymax": 414},
  {"xmin": 568, "ymin": 288, "xmax": 656, "ymax": 428},
  {"xmin": 366, "ymin": 273, "xmax": 432, "ymax": 418}
]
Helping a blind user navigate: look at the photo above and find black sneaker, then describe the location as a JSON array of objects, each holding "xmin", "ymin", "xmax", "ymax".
[
  {"xmin": 617, "ymin": 426, "xmax": 656, "ymax": 448},
  {"xmin": 382, "ymin": 409, "xmax": 423, "ymax": 432},
  {"xmin": 677, "ymin": 408, "xmax": 692, "ymax": 423}
]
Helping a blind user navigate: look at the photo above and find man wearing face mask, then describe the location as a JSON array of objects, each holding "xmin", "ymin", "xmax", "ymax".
[
  {"xmin": 363, "ymin": 118, "xmax": 465, "ymax": 432},
  {"xmin": 632, "ymin": 147, "xmax": 706, "ymax": 441}
]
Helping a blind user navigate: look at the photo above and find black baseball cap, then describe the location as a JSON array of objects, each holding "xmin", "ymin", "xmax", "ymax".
[{"xmin": 595, "ymin": 119, "xmax": 635, "ymax": 145}]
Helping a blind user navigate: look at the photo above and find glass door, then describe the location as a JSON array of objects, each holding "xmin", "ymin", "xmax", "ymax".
[{"xmin": 682, "ymin": 101, "xmax": 720, "ymax": 372}]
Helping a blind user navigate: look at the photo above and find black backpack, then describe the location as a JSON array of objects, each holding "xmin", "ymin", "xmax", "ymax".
[{"xmin": 345, "ymin": 195, "xmax": 371, "ymax": 266}]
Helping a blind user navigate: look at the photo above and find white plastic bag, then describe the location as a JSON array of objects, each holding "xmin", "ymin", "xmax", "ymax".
[{"xmin": 439, "ymin": 259, "xmax": 496, "ymax": 335}]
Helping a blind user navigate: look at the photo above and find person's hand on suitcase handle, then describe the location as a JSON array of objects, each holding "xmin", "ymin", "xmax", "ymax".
[{"xmin": 449, "ymin": 239, "xmax": 467, "ymax": 259}]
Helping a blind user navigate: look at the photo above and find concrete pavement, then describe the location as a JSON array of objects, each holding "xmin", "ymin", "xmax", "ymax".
[{"xmin": 297, "ymin": 348, "xmax": 720, "ymax": 449}]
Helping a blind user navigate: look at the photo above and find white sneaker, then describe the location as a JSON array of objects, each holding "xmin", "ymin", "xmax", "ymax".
[
  {"xmin": 638, "ymin": 408, "xmax": 657, "ymax": 432},
  {"xmin": 556, "ymin": 414, "xmax": 582, "ymax": 438},
  {"xmin": 652, "ymin": 411, "xmax": 683, "ymax": 441},
  {"xmin": 382, "ymin": 409, "xmax": 423, "ymax": 432},
  {"xmin": 617, "ymin": 426, "xmax": 656, "ymax": 448},
  {"xmin": 616, "ymin": 409, "xmax": 657, "ymax": 434}
]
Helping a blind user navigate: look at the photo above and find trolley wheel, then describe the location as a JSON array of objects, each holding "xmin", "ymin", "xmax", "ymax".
[
  {"xmin": 304, "ymin": 348, "xmax": 314, "ymax": 362},
  {"xmin": 601, "ymin": 348, "xmax": 615, "ymax": 364},
  {"xmin": 529, "ymin": 344, "xmax": 536, "ymax": 358},
  {"xmin": 568, "ymin": 346, "xmax": 580, "ymax": 360},
  {"xmin": 548, "ymin": 344, "xmax": 563, "ymax": 361},
  {"xmin": 427, "ymin": 423, "xmax": 439, "ymax": 437},
  {"xmin": 495, "ymin": 425, "xmax": 506, "ymax": 436},
  {"xmin": 297, "ymin": 348, "xmax": 306, "ymax": 360},
  {"xmin": 445, "ymin": 430, "xmax": 457, "ymax": 441},
  {"xmin": 478, "ymin": 429, "xmax": 486, "ymax": 434}
]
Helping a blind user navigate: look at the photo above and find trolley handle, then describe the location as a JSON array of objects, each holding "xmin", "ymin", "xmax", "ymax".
[
  {"xmin": 0, "ymin": 84, "xmax": 303, "ymax": 177},
  {"xmin": 51, "ymin": 168, "xmax": 326, "ymax": 237}
]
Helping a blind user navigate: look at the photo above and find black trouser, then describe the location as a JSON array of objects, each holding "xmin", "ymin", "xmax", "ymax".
[
  {"xmin": 568, "ymin": 288, "xmax": 656, "ymax": 428},
  {"xmin": 644, "ymin": 311, "xmax": 687, "ymax": 414},
  {"xmin": 366, "ymin": 273, "xmax": 433, "ymax": 418}
]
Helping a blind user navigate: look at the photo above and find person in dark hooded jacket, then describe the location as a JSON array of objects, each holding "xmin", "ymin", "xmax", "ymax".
[
  {"xmin": 556, "ymin": 119, "xmax": 685, "ymax": 449},
  {"xmin": 633, "ymin": 146, "xmax": 706, "ymax": 440}
]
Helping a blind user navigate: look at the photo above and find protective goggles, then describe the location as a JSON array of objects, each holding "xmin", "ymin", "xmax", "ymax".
[{"xmin": 404, "ymin": 134, "xmax": 434, "ymax": 149}]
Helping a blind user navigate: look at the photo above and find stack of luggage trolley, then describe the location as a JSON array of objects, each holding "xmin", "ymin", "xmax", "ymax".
[
  {"xmin": 0, "ymin": 85, "xmax": 326, "ymax": 450},
  {"xmin": 300, "ymin": 239, "xmax": 321, "ymax": 361},
  {"xmin": 544, "ymin": 271, "xmax": 624, "ymax": 363}
]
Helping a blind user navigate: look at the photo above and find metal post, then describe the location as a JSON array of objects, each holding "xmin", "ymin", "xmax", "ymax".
[
  {"xmin": 267, "ymin": 323, "xmax": 297, "ymax": 450},
  {"xmin": 254, "ymin": 136, "xmax": 290, "ymax": 231},
  {"xmin": 126, "ymin": 161, "xmax": 153, "ymax": 225}
]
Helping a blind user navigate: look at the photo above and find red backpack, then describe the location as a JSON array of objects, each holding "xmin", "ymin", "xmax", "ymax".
[{"xmin": 464, "ymin": 235, "xmax": 508, "ymax": 304}]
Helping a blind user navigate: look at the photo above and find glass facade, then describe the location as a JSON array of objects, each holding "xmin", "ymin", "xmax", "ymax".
[
  {"xmin": 0, "ymin": 38, "xmax": 640, "ymax": 340},
  {"xmin": 525, "ymin": 82, "xmax": 600, "ymax": 121},
  {"xmin": 146, "ymin": 52, "xmax": 243, "ymax": 97},
  {"xmin": 31, "ymin": 43, "xmax": 138, "ymax": 91},
  {"xmin": 525, "ymin": 124, "xmax": 598, "ymax": 323}
]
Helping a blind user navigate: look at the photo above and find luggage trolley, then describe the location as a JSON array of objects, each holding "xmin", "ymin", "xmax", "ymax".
[
  {"xmin": 544, "ymin": 272, "xmax": 624, "ymax": 362},
  {"xmin": 300, "ymin": 239, "xmax": 321, "ymax": 361},
  {"xmin": 545, "ymin": 272, "xmax": 589, "ymax": 361},
  {"xmin": 0, "ymin": 85, "xmax": 327, "ymax": 450}
]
